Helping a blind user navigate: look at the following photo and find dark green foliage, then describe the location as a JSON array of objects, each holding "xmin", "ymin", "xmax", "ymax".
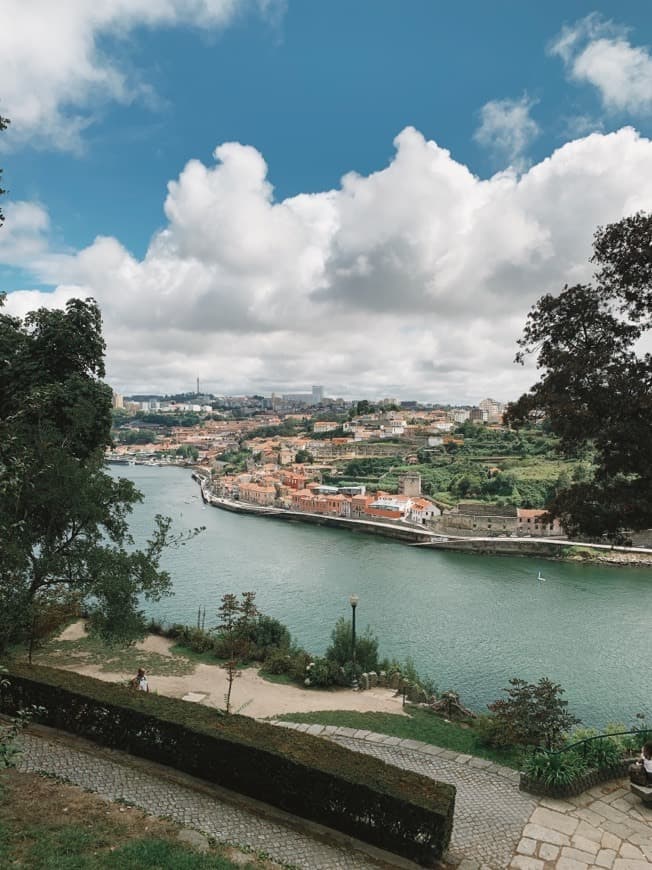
[
  {"xmin": 116, "ymin": 428, "xmax": 159, "ymax": 444},
  {"xmin": 246, "ymin": 419, "xmax": 300, "ymax": 439},
  {"xmin": 487, "ymin": 677, "xmax": 580, "ymax": 751},
  {"xmin": 583, "ymin": 736, "xmax": 622, "ymax": 770},
  {"xmin": 508, "ymin": 213, "xmax": 652, "ymax": 540},
  {"xmin": 294, "ymin": 448, "xmax": 313, "ymax": 463},
  {"xmin": 305, "ymin": 655, "xmax": 342, "ymax": 687},
  {"xmin": 0, "ymin": 297, "xmax": 188, "ymax": 654},
  {"xmin": 244, "ymin": 614, "xmax": 291, "ymax": 660},
  {"xmin": 0, "ymin": 664, "xmax": 455, "ymax": 864},
  {"xmin": 523, "ymin": 750, "xmax": 586, "ymax": 788},
  {"xmin": 325, "ymin": 617, "xmax": 380, "ymax": 672}
]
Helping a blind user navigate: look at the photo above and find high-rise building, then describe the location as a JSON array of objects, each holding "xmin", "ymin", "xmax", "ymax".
[
  {"xmin": 112, "ymin": 391, "xmax": 124, "ymax": 409},
  {"xmin": 311, "ymin": 385, "xmax": 324, "ymax": 404}
]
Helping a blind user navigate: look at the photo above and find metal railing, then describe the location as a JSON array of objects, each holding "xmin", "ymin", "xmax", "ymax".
[{"xmin": 548, "ymin": 729, "xmax": 651, "ymax": 758}]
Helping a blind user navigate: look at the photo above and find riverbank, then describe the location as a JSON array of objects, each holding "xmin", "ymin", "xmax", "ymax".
[{"xmin": 194, "ymin": 474, "xmax": 652, "ymax": 566}]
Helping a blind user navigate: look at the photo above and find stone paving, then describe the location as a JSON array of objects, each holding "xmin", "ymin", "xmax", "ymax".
[
  {"xmin": 16, "ymin": 732, "xmax": 383, "ymax": 869},
  {"xmin": 509, "ymin": 783, "xmax": 652, "ymax": 870},
  {"xmin": 13, "ymin": 722, "xmax": 652, "ymax": 869},
  {"xmin": 273, "ymin": 722, "xmax": 652, "ymax": 869},
  {"xmin": 273, "ymin": 721, "xmax": 536, "ymax": 868}
]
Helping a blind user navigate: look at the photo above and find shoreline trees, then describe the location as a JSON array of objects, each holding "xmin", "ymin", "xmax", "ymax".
[{"xmin": 0, "ymin": 295, "xmax": 197, "ymax": 656}]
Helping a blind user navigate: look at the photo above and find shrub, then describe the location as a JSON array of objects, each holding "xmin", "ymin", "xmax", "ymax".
[
  {"xmin": 326, "ymin": 618, "xmax": 379, "ymax": 672},
  {"xmin": 487, "ymin": 677, "xmax": 580, "ymax": 750},
  {"xmin": 305, "ymin": 656, "xmax": 341, "ymax": 688},
  {"xmin": 183, "ymin": 627, "xmax": 215, "ymax": 655},
  {"xmin": 523, "ymin": 750, "xmax": 586, "ymax": 787},
  {"xmin": 246, "ymin": 615, "xmax": 291, "ymax": 660},
  {"xmin": 261, "ymin": 649, "xmax": 294, "ymax": 675},
  {"xmin": 583, "ymin": 737, "xmax": 621, "ymax": 770},
  {"xmin": 473, "ymin": 714, "xmax": 504, "ymax": 748},
  {"xmin": 622, "ymin": 730, "xmax": 651, "ymax": 754}
]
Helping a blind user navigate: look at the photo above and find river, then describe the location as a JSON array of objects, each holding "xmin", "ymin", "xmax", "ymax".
[{"xmin": 112, "ymin": 464, "xmax": 652, "ymax": 728}]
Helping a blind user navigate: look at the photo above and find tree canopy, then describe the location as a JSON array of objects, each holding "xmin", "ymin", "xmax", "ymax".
[
  {"xmin": 0, "ymin": 295, "xmax": 190, "ymax": 654},
  {"xmin": 507, "ymin": 212, "xmax": 652, "ymax": 541}
]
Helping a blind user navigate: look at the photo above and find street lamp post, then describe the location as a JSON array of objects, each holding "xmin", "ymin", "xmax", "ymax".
[{"xmin": 349, "ymin": 594, "xmax": 359, "ymax": 689}]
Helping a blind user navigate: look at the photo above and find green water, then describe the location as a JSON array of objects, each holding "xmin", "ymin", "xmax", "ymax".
[{"xmin": 113, "ymin": 465, "xmax": 651, "ymax": 727}]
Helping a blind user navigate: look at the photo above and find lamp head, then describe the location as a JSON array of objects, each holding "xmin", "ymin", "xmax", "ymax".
[{"xmin": 349, "ymin": 594, "xmax": 359, "ymax": 608}]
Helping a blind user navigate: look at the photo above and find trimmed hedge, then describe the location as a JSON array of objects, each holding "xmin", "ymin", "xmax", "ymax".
[{"xmin": 1, "ymin": 664, "xmax": 455, "ymax": 865}]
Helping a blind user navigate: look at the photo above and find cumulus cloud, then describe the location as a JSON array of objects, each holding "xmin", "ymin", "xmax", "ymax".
[
  {"xmin": 0, "ymin": 0, "xmax": 283, "ymax": 151},
  {"xmin": 550, "ymin": 14, "xmax": 652, "ymax": 115},
  {"xmin": 474, "ymin": 95, "xmax": 540, "ymax": 167},
  {"xmin": 3, "ymin": 126, "xmax": 652, "ymax": 402}
]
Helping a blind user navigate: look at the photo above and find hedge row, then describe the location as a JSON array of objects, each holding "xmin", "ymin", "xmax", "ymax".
[{"xmin": 1, "ymin": 663, "xmax": 455, "ymax": 865}]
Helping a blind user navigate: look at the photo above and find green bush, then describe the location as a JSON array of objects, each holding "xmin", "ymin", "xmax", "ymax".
[
  {"xmin": 487, "ymin": 677, "xmax": 580, "ymax": 750},
  {"xmin": 620, "ymin": 727, "xmax": 652, "ymax": 754},
  {"xmin": 472, "ymin": 714, "xmax": 504, "ymax": 748},
  {"xmin": 326, "ymin": 618, "xmax": 379, "ymax": 672},
  {"xmin": 305, "ymin": 656, "xmax": 341, "ymax": 688},
  {"xmin": 246, "ymin": 615, "xmax": 291, "ymax": 660},
  {"xmin": 523, "ymin": 750, "xmax": 586, "ymax": 787},
  {"xmin": 583, "ymin": 737, "xmax": 621, "ymax": 769},
  {"xmin": 260, "ymin": 649, "xmax": 292, "ymax": 675},
  {"xmin": 186, "ymin": 627, "xmax": 216, "ymax": 655}
]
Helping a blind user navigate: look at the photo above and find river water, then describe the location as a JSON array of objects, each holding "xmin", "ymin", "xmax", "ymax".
[{"xmin": 112, "ymin": 465, "xmax": 651, "ymax": 727}]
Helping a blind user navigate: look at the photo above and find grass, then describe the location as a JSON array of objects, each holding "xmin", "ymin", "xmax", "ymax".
[
  {"xmin": 274, "ymin": 707, "xmax": 521, "ymax": 769},
  {"xmin": 169, "ymin": 644, "xmax": 248, "ymax": 670},
  {"xmin": 258, "ymin": 672, "xmax": 297, "ymax": 686},
  {"xmin": 503, "ymin": 459, "xmax": 576, "ymax": 481},
  {"xmin": 0, "ymin": 769, "xmax": 276, "ymax": 869},
  {"xmin": 30, "ymin": 635, "xmax": 196, "ymax": 677}
]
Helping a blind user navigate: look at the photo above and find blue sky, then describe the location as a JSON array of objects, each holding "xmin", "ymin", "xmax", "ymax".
[{"xmin": 1, "ymin": 1, "xmax": 652, "ymax": 401}]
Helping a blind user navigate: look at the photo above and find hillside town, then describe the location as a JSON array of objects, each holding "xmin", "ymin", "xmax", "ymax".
[{"xmin": 107, "ymin": 389, "xmax": 564, "ymax": 539}]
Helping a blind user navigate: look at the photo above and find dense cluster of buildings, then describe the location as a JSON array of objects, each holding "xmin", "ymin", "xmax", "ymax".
[
  {"xmin": 108, "ymin": 389, "xmax": 564, "ymax": 538},
  {"xmin": 213, "ymin": 467, "xmax": 441, "ymax": 526}
]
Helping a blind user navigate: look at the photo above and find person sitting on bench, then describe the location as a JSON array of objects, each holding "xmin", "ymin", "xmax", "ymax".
[{"xmin": 629, "ymin": 741, "xmax": 652, "ymax": 785}]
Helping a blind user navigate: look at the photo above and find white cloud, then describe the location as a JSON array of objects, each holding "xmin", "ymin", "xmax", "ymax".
[
  {"xmin": 474, "ymin": 95, "xmax": 539, "ymax": 167},
  {"xmin": 550, "ymin": 14, "xmax": 652, "ymax": 115},
  {"xmin": 0, "ymin": 0, "xmax": 283, "ymax": 152},
  {"xmin": 3, "ymin": 126, "xmax": 652, "ymax": 402}
]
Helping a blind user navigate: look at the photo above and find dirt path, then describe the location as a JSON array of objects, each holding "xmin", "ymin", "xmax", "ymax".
[{"xmin": 50, "ymin": 623, "xmax": 407, "ymax": 719}]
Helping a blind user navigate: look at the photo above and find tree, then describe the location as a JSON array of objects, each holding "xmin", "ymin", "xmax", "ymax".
[
  {"xmin": 507, "ymin": 213, "xmax": 652, "ymax": 541},
  {"xmin": 0, "ymin": 296, "xmax": 193, "ymax": 655},
  {"xmin": 487, "ymin": 677, "xmax": 580, "ymax": 751},
  {"xmin": 214, "ymin": 592, "xmax": 259, "ymax": 714},
  {"xmin": 0, "ymin": 115, "xmax": 8, "ymax": 225},
  {"xmin": 325, "ymin": 617, "xmax": 379, "ymax": 673}
]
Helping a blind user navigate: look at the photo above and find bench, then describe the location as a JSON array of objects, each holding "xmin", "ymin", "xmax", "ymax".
[{"xmin": 630, "ymin": 783, "xmax": 652, "ymax": 805}]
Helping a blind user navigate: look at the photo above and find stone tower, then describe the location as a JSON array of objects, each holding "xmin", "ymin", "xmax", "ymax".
[{"xmin": 398, "ymin": 472, "xmax": 421, "ymax": 497}]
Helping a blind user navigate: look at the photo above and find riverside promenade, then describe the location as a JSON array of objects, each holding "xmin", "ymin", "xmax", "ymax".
[
  {"xmin": 196, "ymin": 477, "xmax": 652, "ymax": 565},
  {"xmin": 16, "ymin": 722, "xmax": 652, "ymax": 869}
]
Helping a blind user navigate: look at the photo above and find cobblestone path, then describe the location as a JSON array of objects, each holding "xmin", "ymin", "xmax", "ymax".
[
  {"xmin": 274, "ymin": 724, "xmax": 652, "ymax": 869},
  {"xmin": 273, "ymin": 722, "xmax": 536, "ymax": 868},
  {"xmin": 330, "ymin": 736, "xmax": 535, "ymax": 867},
  {"xmin": 16, "ymin": 733, "xmax": 384, "ymax": 870},
  {"xmin": 17, "ymin": 724, "xmax": 652, "ymax": 869}
]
